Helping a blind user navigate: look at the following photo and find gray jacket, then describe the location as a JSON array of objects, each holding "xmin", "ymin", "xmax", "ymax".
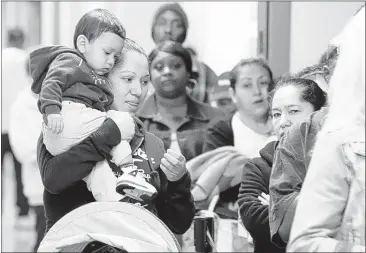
[{"xmin": 287, "ymin": 126, "xmax": 365, "ymax": 252}]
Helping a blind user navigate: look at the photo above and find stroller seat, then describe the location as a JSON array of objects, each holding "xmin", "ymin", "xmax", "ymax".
[{"xmin": 38, "ymin": 202, "xmax": 181, "ymax": 252}]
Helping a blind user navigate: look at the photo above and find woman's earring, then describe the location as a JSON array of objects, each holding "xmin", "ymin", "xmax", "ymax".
[{"xmin": 187, "ymin": 78, "xmax": 198, "ymax": 89}]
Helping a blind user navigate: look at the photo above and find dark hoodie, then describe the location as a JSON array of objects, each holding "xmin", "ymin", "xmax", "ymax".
[
  {"xmin": 38, "ymin": 116, "xmax": 195, "ymax": 235},
  {"xmin": 30, "ymin": 46, "xmax": 113, "ymax": 115},
  {"xmin": 238, "ymin": 141, "xmax": 285, "ymax": 253}
]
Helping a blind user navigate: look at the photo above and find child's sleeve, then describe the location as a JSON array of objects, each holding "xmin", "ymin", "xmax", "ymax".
[{"xmin": 40, "ymin": 53, "xmax": 81, "ymax": 115}]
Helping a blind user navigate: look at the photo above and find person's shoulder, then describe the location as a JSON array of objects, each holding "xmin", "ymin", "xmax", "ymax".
[
  {"xmin": 11, "ymin": 87, "xmax": 37, "ymax": 110},
  {"xmin": 2, "ymin": 47, "xmax": 27, "ymax": 57},
  {"xmin": 245, "ymin": 141, "xmax": 277, "ymax": 171},
  {"xmin": 194, "ymin": 98, "xmax": 225, "ymax": 116},
  {"xmin": 2, "ymin": 47, "xmax": 28, "ymax": 67},
  {"xmin": 308, "ymin": 107, "xmax": 328, "ymax": 130},
  {"xmin": 208, "ymin": 109, "xmax": 235, "ymax": 126},
  {"xmin": 55, "ymin": 51, "xmax": 83, "ymax": 64}
]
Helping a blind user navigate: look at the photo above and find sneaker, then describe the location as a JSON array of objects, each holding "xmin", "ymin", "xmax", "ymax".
[{"xmin": 116, "ymin": 165, "xmax": 157, "ymax": 202}]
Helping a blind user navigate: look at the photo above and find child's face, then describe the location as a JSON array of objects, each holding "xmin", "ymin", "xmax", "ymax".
[{"xmin": 83, "ymin": 32, "xmax": 125, "ymax": 76}]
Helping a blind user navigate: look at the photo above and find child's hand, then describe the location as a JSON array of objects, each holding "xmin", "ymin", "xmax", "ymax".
[{"xmin": 47, "ymin": 114, "xmax": 64, "ymax": 134}]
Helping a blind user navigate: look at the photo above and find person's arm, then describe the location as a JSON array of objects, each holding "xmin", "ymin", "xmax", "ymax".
[
  {"xmin": 269, "ymin": 123, "xmax": 307, "ymax": 246},
  {"xmin": 35, "ymin": 53, "xmax": 81, "ymax": 115},
  {"xmin": 203, "ymin": 116, "xmax": 233, "ymax": 152},
  {"xmin": 287, "ymin": 132, "xmax": 361, "ymax": 252},
  {"xmin": 154, "ymin": 142, "xmax": 195, "ymax": 235},
  {"xmin": 38, "ymin": 118, "xmax": 121, "ymax": 194},
  {"xmin": 238, "ymin": 159, "xmax": 271, "ymax": 240},
  {"xmin": 157, "ymin": 171, "xmax": 195, "ymax": 234}
]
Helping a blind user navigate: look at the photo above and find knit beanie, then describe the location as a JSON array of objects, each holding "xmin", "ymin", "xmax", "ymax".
[{"xmin": 151, "ymin": 3, "xmax": 189, "ymax": 43}]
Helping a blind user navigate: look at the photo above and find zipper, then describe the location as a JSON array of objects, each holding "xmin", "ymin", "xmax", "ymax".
[{"xmin": 132, "ymin": 203, "xmax": 182, "ymax": 252}]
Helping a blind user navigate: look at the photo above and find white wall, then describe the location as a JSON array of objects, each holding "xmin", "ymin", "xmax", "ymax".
[
  {"xmin": 56, "ymin": 2, "xmax": 258, "ymax": 75},
  {"xmin": 289, "ymin": 2, "xmax": 364, "ymax": 73}
]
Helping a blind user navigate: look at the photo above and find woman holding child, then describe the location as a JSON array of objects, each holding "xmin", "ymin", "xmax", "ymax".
[{"xmin": 34, "ymin": 8, "xmax": 194, "ymax": 238}]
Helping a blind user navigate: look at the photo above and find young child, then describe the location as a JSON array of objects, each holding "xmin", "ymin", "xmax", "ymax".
[{"xmin": 30, "ymin": 9, "xmax": 157, "ymax": 202}]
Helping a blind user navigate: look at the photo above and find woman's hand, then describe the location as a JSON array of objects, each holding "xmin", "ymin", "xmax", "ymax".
[
  {"xmin": 258, "ymin": 192, "xmax": 270, "ymax": 206},
  {"xmin": 160, "ymin": 149, "xmax": 187, "ymax": 182}
]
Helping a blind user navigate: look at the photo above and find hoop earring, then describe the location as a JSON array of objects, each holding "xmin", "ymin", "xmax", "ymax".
[{"xmin": 187, "ymin": 78, "xmax": 198, "ymax": 89}]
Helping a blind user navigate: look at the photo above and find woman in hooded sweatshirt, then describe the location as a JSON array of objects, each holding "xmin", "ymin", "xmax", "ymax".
[
  {"xmin": 237, "ymin": 76, "xmax": 326, "ymax": 253},
  {"xmin": 37, "ymin": 39, "xmax": 195, "ymax": 236}
]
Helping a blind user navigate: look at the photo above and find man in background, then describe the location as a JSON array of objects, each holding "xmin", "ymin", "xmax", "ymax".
[
  {"xmin": 2, "ymin": 27, "xmax": 30, "ymax": 217},
  {"xmin": 209, "ymin": 71, "xmax": 236, "ymax": 113},
  {"xmin": 151, "ymin": 3, "xmax": 218, "ymax": 103},
  {"xmin": 9, "ymin": 51, "xmax": 45, "ymax": 251}
]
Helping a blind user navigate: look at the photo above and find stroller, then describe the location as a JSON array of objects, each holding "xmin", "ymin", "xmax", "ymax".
[{"xmin": 37, "ymin": 202, "xmax": 181, "ymax": 252}]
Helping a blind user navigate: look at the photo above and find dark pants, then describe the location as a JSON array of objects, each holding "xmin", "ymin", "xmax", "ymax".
[
  {"xmin": 1, "ymin": 133, "xmax": 29, "ymax": 215},
  {"xmin": 33, "ymin": 205, "xmax": 46, "ymax": 252}
]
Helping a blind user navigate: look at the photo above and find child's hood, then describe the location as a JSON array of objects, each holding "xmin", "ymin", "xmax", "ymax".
[{"xmin": 30, "ymin": 45, "xmax": 82, "ymax": 94}]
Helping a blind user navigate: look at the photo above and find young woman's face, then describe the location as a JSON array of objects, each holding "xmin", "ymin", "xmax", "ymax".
[
  {"xmin": 232, "ymin": 64, "xmax": 271, "ymax": 119},
  {"xmin": 271, "ymin": 85, "xmax": 315, "ymax": 139},
  {"xmin": 108, "ymin": 50, "xmax": 150, "ymax": 113},
  {"xmin": 150, "ymin": 51, "xmax": 189, "ymax": 99}
]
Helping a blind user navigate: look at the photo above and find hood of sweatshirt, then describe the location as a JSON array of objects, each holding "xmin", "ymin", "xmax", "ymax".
[{"xmin": 30, "ymin": 45, "xmax": 82, "ymax": 94}]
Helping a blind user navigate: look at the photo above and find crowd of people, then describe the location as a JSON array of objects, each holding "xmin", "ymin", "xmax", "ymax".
[{"xmin": 1, "ymin": 2, "xmax": 364, "ymax": 253}]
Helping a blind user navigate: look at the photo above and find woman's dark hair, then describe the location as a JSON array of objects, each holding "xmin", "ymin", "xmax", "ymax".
[
  {"xmin": 230, "ymin": 58, "xmax": 274, "ymax": 91},
  {"xmin": 73, "ymin": 8, "xmax": 126, "ymax": 48},
  {"xmin": 269, "ymin": 76, "xmax": 327, "ymax": 110},
  {"xmin": 148, "ymin": 40, "xmax": 192, "ymax": 75}
]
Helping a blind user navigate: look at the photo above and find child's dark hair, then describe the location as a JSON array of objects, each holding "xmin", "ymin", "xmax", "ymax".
[
  {"xmin": 73, "ymin": 9, "xmax": 126, "ymax": 48},
  {"xmin": 148, "ymin": 40, "xmax": 192, "ymax": 75},
  {"xmin": 230, "ymin": 58, "xmax": 274, "ymax": 91},
  {"xmin": 269, "ymin": 76, "xmax": 327, "ymax": 111}
]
